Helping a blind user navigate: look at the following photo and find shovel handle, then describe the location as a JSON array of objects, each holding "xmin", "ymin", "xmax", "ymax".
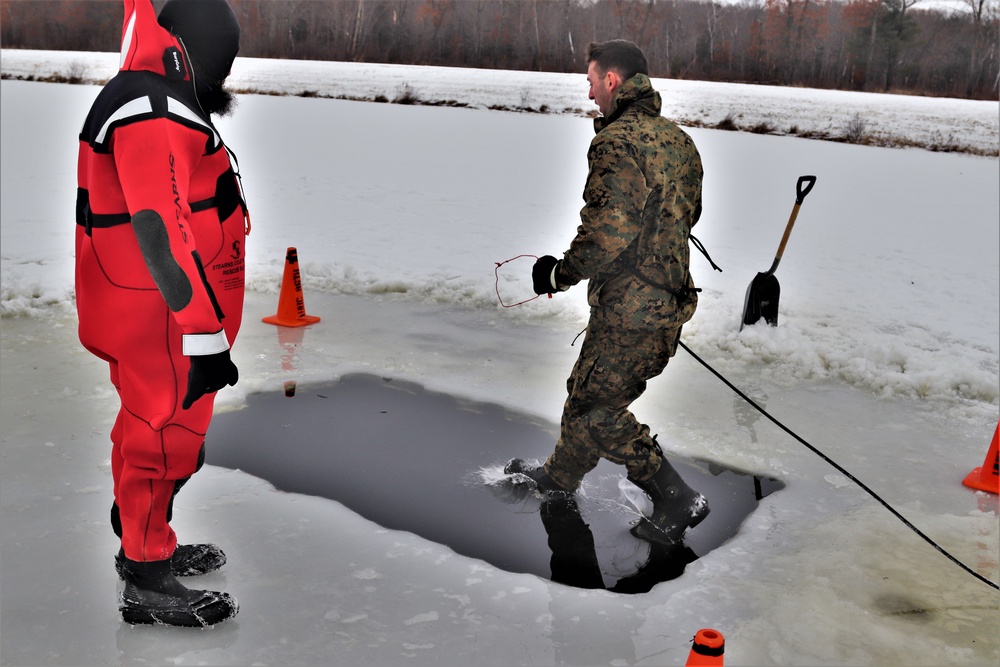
[
  {"xmin": 795, "ymin": 175, "xmax": 817, "ymax": 205},
  {"xmin": 768, "ymin": 175, "xmax": 817, "ymax": 273}
]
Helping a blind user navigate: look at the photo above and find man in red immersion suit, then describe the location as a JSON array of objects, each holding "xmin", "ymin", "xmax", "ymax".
[{"xmin": 76, "ymin": 0, "xmax": 247, "ymax": 627}]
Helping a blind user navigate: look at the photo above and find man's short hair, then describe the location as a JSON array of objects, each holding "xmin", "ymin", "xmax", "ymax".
[{"xmin": 586, "ymin": 40, "xmax": 648, "ymax": 80}]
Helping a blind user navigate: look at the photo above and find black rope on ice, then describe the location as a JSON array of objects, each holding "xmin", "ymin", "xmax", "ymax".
[{"xmin": 679, "ymin": 340, "xmax": 1000, "ymax": 592}]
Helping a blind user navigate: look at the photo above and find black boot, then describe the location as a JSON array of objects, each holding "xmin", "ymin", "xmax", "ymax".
[
  {"xmin": 629, "ymin": 460, "xmax": 710, "ymax": 545},
  {"xmin": 116, "ymin": 544, "xmax": 227, "ymax": 579},
  {"xmin": 504, "ymin": 458, "xmax": 571, "ymax": 494},
  {"xmin": 119, "ymin": 557, "xmax": 238, "ymax": 627}
]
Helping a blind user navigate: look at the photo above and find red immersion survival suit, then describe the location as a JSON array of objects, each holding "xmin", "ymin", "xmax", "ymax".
[{"xmin": 75, "ymin": 0, "xmax": 247, "ymax": 563}]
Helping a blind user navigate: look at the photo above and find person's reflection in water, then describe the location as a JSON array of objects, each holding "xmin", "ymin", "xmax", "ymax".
[
  {"xmin": 539, "ymin": 494, "xmax": 604, "ymax": 589},
  {"xmin": 540, "ymin": 494, "xmax": 697, "ymax": 594}
]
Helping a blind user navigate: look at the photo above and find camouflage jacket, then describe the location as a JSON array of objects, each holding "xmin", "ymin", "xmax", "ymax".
[{"xmin": 559, "ymin": 74, "xmax": 703, "ymax": 330}]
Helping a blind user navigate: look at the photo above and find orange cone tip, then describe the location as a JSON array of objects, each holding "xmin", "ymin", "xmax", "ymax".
[
  {"xmin": 262, "ymin": 247, "xmax": 321, "ymax": 328},
  {"xmin": 686, "ymin": 628, "xmax": 725, "ymax": 666}
]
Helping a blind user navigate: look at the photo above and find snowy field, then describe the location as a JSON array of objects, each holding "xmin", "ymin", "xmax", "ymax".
[
  {"xmin": 3, "ymin": 49, "xmax": 998, "ymax": 155},
  {"xmin": 1, "ymin": 50, "xmax": 998, "ymax": 666}
]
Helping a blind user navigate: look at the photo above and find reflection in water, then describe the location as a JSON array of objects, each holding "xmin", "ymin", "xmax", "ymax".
[
  {"xmin": 733, "ymin": 386, "xmax": 767, "ymax": 445},
  {"xmin": 490, "ymin": 457, "xmax": 781, "ymax": 593},
  {"xmin": 276, "ymin": 324, "xmax": 305, "ymax": 373},
  {"xmin": 116, "ymin": 606, "xmax": 239, "ymax": 659},
  {"xmin": 540, "ymin": 494, "xmax": 697, "ymax": 594},
  {"xmin": 540, "ymin": 494, "xmax": 603, "ymax": 589}
]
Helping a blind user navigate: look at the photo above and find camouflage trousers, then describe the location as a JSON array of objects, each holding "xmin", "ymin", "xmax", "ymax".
[{"xmin": 543, "ymin": 316, "xmax": 683, "ymax": 492}]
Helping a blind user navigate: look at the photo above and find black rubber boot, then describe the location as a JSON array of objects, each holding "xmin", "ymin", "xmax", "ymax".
[
  {"xmin": 119, "ymin": 557, "xmax": 238, "ymax": 627},
  {"xmin": 504, "ymin": 458, "xmax": 571, "ymax": 494},
  {"xmin": 115, "ymin": 544, "xmax": 227, "ymax": 580},
  {"xmin": 628, "ymin": 460, "xmax": 710, "ymax": 545}
]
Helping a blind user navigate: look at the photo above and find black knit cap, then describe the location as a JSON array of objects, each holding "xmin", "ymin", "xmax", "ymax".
[{"xmin": 158, "ymin": 0, "xmax": 241, "ymax": 85}]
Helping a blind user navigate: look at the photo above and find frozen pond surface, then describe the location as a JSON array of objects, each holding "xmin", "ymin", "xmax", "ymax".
[{"xmin": 1, "ymin": 50, "xmax": 997, "ymax": 665}]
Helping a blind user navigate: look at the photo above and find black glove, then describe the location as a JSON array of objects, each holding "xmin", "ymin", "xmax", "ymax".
[
  {"xmin": 182, "ymin": 350, "xmax": 239, "ymax": 410},
  {"xmin": 532, "ymin": 255, "xmax": 561, "ymax": 295}
]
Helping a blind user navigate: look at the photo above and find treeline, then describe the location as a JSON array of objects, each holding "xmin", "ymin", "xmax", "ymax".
[{"xmin": 1, "ymin": 0, "xmax": 997, "ymax": 99}]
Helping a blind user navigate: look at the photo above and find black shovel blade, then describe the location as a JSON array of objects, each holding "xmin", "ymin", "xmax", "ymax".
[{"xmin": 741, "ymin": 271, "xmax": 780, "ymax": 329}]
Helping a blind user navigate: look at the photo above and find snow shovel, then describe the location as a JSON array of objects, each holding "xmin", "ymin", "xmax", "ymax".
[{"xmin": 740, "ymin": 175, "xmax": 817, "ymax": 330}]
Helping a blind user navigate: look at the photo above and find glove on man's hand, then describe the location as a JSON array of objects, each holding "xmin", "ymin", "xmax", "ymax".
[
  {"xmin": 532, "ymin": 255, "xmax": 562, "ymax": 295},
  {"xmin": 182, "ymin": 350, "xmax": 239, "ymax": 410}
]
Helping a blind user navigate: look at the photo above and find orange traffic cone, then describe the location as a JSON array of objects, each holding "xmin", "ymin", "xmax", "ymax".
[
  {"xmin": 963, "ymin": 422, "xmax": 999, "ymax": 494},
  {"xmin": 686, "ymin": 628, "xmax": 725, "ymax": 666},
  {"xmin": 262, "ymin": 247, "xmax": 321, "ymax": 327}
]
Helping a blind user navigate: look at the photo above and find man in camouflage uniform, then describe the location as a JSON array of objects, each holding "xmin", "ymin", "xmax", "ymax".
[{"xmin": 506, "ymin": 40, "xmax": 709, "ymax": 544}]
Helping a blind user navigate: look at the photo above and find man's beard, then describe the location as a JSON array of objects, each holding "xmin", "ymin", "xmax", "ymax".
[{"xmin": 199, "ymin": 85, "xmax": 238, "ymax": 117}]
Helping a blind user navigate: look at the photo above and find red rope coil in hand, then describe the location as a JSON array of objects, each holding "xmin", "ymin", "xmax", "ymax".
[{"xmin": 494, "ymin": 254, "xmax": 549, "ymax": 308}]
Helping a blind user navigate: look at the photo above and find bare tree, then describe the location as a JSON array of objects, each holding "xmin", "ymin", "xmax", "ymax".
[
  {"xmin": 962, "ymin": 0, "xmax": 999, "ymax": 95},
  {"xmin": 2, "ymin": 0, "xmax": 996, "ymax": 100}
]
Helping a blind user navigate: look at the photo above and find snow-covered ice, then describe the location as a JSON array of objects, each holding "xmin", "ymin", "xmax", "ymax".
[{"xmin": 1, "ymin": 51, "xmax": 998, "ymax": 666}]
